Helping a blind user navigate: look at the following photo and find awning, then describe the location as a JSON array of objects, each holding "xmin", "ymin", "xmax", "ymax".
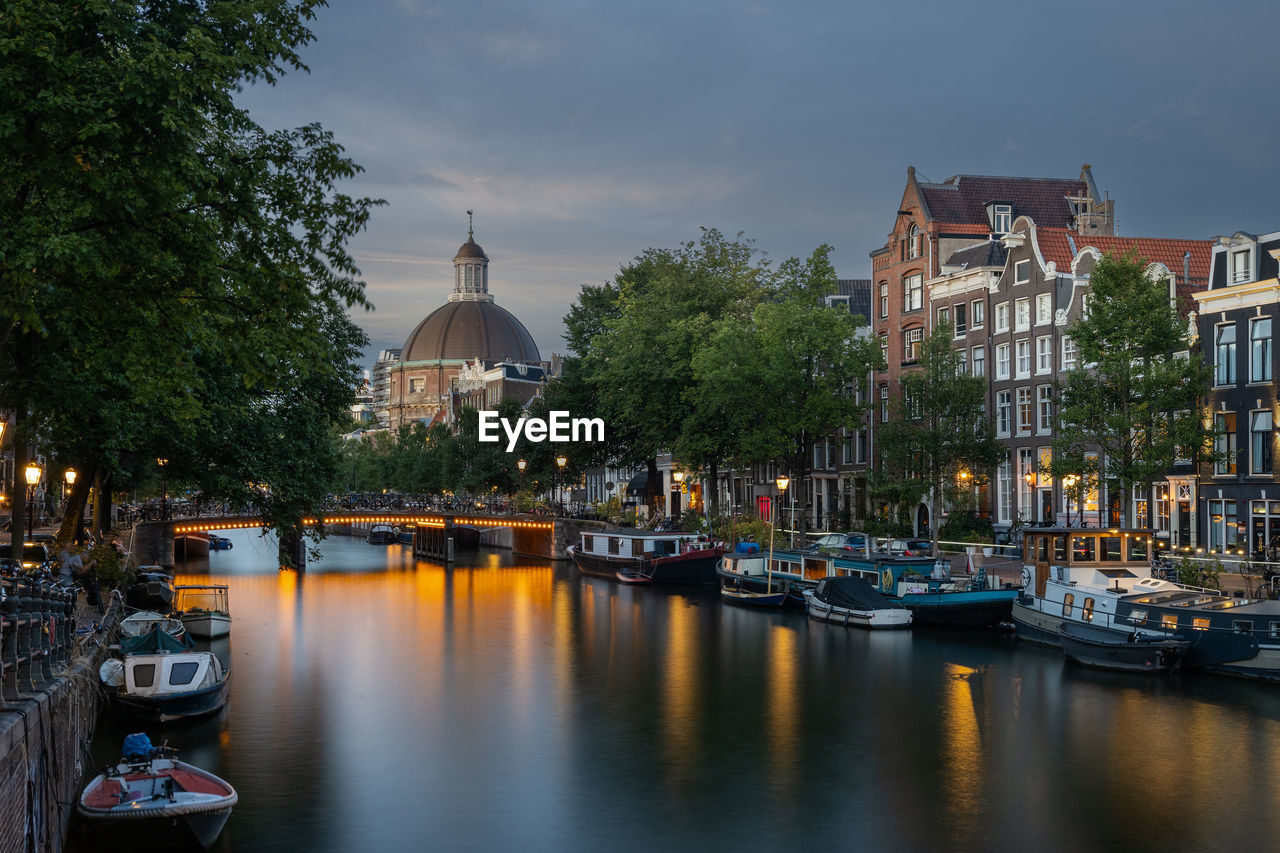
[{"xmin": 624, "ymin": 471, "xmax": 650, "ymax": 494}]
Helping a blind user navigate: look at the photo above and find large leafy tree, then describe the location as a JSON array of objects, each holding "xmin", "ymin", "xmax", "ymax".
[
  {"xmin": 0, "ymin": 1, "xmax": 380, "ymax": 554},
  {"xmin": 876, "ymin": 322, "xmax": 1002, "ymax": 554},
  {"xmin": 1050, "ymin": 252, "xmax": 1213, "ymax": 527}
]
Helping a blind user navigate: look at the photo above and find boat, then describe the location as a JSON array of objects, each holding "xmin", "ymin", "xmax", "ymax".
[
  {"xmin": 397, "ymin": 525, "xmax": 416, "ymax": 546},
  {"xmin": 175, "ymin": 531, "xmax": 210, "ymax": 559},
  {"xmin": 719, "ymin": 539, "xmax": 787, "ymax": 608},
  {"xmin": 1011, "ymin": 526, "xmax": 1279, "ymax": 680},
  {"xmin": 100, "ymin": 627, "xmax": 230, "ymax": 723},
  {"xmin": 366, "ymin": 523, "xmax": 396, "ymax": 544},
  {"xmin": 803, "ymin": 576, "xmax": 913, "ymax": 629},
  {"xmin": 875, "ymin": 556, "xmax": 1019, "ymax": 627},
  {"xmin": 174, "ymin": 585, "xmax": 232, "ymax": 639},
  {"xmin": 616, "ymin": 568, "xmax": 654, "ymax": 585},
  {"xmin": 719, "ymin": 579, "xmax": 788, "ymax": 608},
  {"xmin": 568, "ymin": 531, "xmax": 724, "ymax": 585},
  {"xmin": 1057, "ymin": 621, "xmax": 1191, "ymax": 673},
  {"xmin": 126, "ymin": 568, "xmax": 175, "ymax": 612},
  {"xmin": 77, "ymin": 733, "xmax": 236, "ymax": 850},
  {"xmin": 119, "ymin": 610, "xmax": 187, "ymax": 642},
  {"xmin": 208, "ymin": 534, "xmax": 233, "ymax": 550}
]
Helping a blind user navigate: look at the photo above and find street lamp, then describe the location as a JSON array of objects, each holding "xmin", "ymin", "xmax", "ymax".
[
  {"xmin": 555, "ymin": 454, "xmax": 568, "ymax": 514},
  {"xmin": 672, "ymin": 470, "xmax": 685, "ymax": 524},
  {"xmin": 25, "ymin": 463, "xmax": 41, "ymax": 539},
  {"xmin": 64, "ymin": 467, "xmax": 76, "ymax": 509},
  {"xmin": 768, "ymin": 475, "xmax": 790, "ymax": 595},
  {"xmin": 157, "ymin": 457, "xmax": 169, "ymax": 520}
]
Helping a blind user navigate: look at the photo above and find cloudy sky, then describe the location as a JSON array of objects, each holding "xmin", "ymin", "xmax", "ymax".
[{"xmin": 239, "ymin": 0, "xmax": 1280, "ymax": 367}]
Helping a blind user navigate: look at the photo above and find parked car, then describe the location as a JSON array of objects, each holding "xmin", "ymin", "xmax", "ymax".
[
  {"xmin": 804, "ymin": 533, "xmax": 871, "ymax": 553},
  {"xmin": 0, "ymin": 543, "xmax": 55, "ymax": 573},
  {"xmin": 902, "ymin": 539, "xmax": 934, "ymax": 556}
]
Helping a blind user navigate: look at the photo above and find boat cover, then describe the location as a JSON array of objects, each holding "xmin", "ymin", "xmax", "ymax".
[
  {"xmin": 813, "ymin": 576, "xmax": 904, "ymax": 610},
  {"xmin": 122, "ymin": 733, "xmax": 154, "ymax": 759},
  {"xmin": 121, "ymin": 625, "xmax": 193, "ymax": 655}
]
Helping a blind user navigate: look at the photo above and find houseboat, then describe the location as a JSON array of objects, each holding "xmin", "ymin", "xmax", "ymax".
[
  {"xmin": 568, "ymin": 531, "xmax": 723, "ymax": 585},
  {"xmin": 1012, "ymin": 526, "xmax": 1278, "ymax": 680}
]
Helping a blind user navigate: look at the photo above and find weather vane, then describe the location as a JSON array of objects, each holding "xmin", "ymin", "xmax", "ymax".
[{"xmin": 467, "ymin": 209, "xmax": 474, "ymax": 238}]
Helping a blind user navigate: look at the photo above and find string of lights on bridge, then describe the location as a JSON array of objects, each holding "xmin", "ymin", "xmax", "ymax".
[{"xmin": 171, "ymin": 516, "xmax": 555, "ymax": 534}]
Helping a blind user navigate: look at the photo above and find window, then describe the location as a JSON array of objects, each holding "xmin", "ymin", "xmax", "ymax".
[
  {"xmin": 996, "ymin": 391, "xmax": 1012, "ymax": 436},
  {"xmin": 1214, "ymin": 412, "xmax": 1237, "ymax": 475},
  {"xmin": 1083, "ymin": 598, "xmax": 1095, "ymax": 623},
  {"xmin": 1015, "ymin": 298, "xmax": 1030, "ymax": 331},
  {"xmin": 132, "ymin": 664, "xmax": 156, "ymax": 688},
  {"xmin": 972, "ymin": 346, "xmax": 985, "ymax": 376},
  {"xmin": 1061, "ymin": 336, "xmax": 1078, "ymax": 371},
  {"xmin": 998, "ymin": 457, "xmax": 1012, "ymax": 523},
  {"xmin": 907, "ymin": 224, "xmax": 920, "ymax": 259},
  {"xmin": 879, "ymin": 334, "xmax": 888, "ymax": 371},
  {"xmin": 1036, "ymin": 336, "xmax": 1051, "ymax": 374},
  {"xmin": 971, "ymin": 299, "xmax": 984, "ymax": 328},
  {"xmin": 169, "ymin": 662, "xmax": 200, "ymax": 686},
  {"xmin": 1062, "ymin": 592, "xmax": 1075, "ymax": 617},
  {"xmin": 1036, "ymin": 293, "xmax": 1052, "ymax": 325},
  {"xmin": 957, "ymin": 349, "xmax": 967, "ymax": 375},
  {"xmin": 1215, "ymin": 323, "xmax": 1237, "ymax": 386},
  {"xmin": 409, "ymin": 378, "xmax": 425, "ymax": 393},
  {"xmin": 937, "ymin": 306, "xmax": 949, "ymax": 328},
  {"xmin": 1037, "ymin": 385, "xmax": 1053, "ymax": 433},
  {"xmin": 1018, "ymin": 448, "xmax": 1034, "ymax": 517},
  {"xmin": 1251, "ymin": 410, "xmax": 1273, "ymax": 474},
  {"xmin": 996, "ymin": 343, "xmax": 1011, "ymax": 379},
  {"xmin": 1234, "ymin": 620, "xmax": 1254, "ymax": 634},
  {"xmin": 1251, "ymin": 317, "xmax": 1272, "ymax": 383},
  {"xmin": 904, "ymin": 274, "xmax": 923, "ymax": 311},
  {"xmin": 903, "ymin": 327, "xmax": 924, "ymax": 361},
  {"xmin": 1271, "ymin": 621, "xmax": 1280, "ymax": 640},
  {"xmin": 993, "ymin": 204, "xmax": 1012, "ymax": 234},
  {"xmin": 1016, "ymin": 339, "xmax": 1031, "ymax": 378},
  {"xmin": 1015, "ymin": 259, "xmax": 1031, "ymax": 284},
  {"xmin": 1207, "ymin": 499, "xmax": 1239, "ymax": 551},
  {"xmin": 1232, "ymin": 249, "xmax": 1251, "ymax": 284},
  {"xmin": 879, "ymin": 282, "xmax": 888, "ymax": 318},
  {"xmin": 880, "ymin": 384, "xmax": 888, "ymax": 423},
  {"xmin": 608, "ymin": 537, "xmax": 620, "ymax": 555},
  {"xmin": 1154, "ymin": 484, "xmax": 1170, "ymax": 534},
  {"xmin": 1193, "ymin": 617, "xmax": 1211, "ymax": 631},
  {"xmin": 1128, "ymin": 610, "xmax": 1148, "ymax": 626},
  {"xmin": 995, "ymin": 302, "xmax": 1009, "ymax": 333},
  {"xmin": 954, "ymin": 302, "xmax": 967, "ymax": 335},
  {"xmin": 1017, "ymin": 387, "xmax": 1033, "ymax": 434}
]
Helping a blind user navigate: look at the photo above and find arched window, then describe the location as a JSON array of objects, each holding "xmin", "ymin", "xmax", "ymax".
[{"xmin": 908, "ymin": 224, "xmax": 920, "ymax": 259}]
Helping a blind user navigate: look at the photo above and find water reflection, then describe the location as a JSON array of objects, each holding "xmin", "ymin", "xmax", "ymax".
[{"xmin": 71, "ymin": 528, "xmax": 1280, "ymax": 852}]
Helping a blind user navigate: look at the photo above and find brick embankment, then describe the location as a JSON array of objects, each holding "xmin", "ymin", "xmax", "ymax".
[{"xmin": 0, "ymin": 596, "xmax": 119, "ymax": 853}]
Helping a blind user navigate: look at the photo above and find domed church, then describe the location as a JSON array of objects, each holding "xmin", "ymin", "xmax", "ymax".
[{"xmin": 385, "ymin": 219, "xmax": 544, "ymax": 429}]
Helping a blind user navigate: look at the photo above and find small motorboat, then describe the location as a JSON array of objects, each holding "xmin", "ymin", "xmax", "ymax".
[
  {"xmin": 720, "ymin": 585, "xmax": 788, "ymax": 607},
  {"xmin": 616, "ymin": 568, "xmax": 654, "ymax": 585},
  {"xmin": 208, "ymin": 535, "xmax": 233, "ymax": 550},
  {"xmin": 1058, "ymin": 621, "xmax": 1191, "ymax": 673},
  {"xmin": 804, "ymin": 576, "xmax": 913, "ymax": 629},
  {"xmin": 119, "ymin": 611, "xmax": 187, "ymax": 642},
  {"xmin": 126, "ymin": 568, "xmax": 175, "ymax": 612},
  {"xmin": 77, "ymin": 733, "xmax": 236, "ymax": 850},
  {"xmin": 174, "ymin": 585, "xmax": 232, "ymax": 639},
  {"xmin": 101, "ymin": 628, "xmax": 230, "ymax": 723},
  {"xmin": 366, "ymin": 524, "xmax": 396, "ymax": 544}
]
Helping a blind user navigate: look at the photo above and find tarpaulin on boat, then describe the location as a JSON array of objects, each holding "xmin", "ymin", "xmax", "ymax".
[
  {"xmin": 121, "ymin": 625, "xmax": 193, "ymax": 655},
  {"xmin": 122, "ymin": 733, "xmax": 154, "ymax": 759},
  {"xmin": 813, "ymin": 577, "xmax": 905, "ymax": 610}
]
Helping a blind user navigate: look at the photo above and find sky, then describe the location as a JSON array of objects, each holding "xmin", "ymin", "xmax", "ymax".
[{"xmin": 238, "ymin": 0, "xmax": 1280, "ymax": 368}]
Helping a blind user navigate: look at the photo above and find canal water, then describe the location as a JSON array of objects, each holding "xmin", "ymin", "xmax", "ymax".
[{"xmin": 79, "ymin": 528, "xmax": 1280, "ymax": 852}]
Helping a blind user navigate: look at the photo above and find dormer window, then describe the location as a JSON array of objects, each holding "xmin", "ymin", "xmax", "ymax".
[
  {"xmin": 988, "ymin": 203, "xmax": 1013, "ymax": 234},
  {"xmin": 1232, "ymin": 248, "xmax": 1252, "ymax": 284}
]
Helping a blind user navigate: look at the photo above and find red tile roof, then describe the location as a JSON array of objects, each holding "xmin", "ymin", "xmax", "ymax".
[
  {"xmin": 920, "ymin": 175, "xmax": 1087, "ymax": 228},
  {"xmin": 1033, "ymin": 229, "xmax": 1212, "ymax": 285}
]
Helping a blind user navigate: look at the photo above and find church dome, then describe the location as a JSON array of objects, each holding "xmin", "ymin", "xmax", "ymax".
[
  {"xmin": 454, "ymin": 237, "xmax": 488, "ymax": 261},
  {"xmin": 401, "ymin": 300, "xmax": 541, "ymax": 363}
]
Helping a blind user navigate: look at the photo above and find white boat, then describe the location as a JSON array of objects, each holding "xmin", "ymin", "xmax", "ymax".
[
  {"xmin": 174, "ymin": 584, "xmax": 232, "ymax": 639},
  {"xmin": 101, "ymin": 628, "xmax": 230, "ymax": 723},
  {"xmin": 119, "ymin": 610, "xmax": 186, "ymax": 641},
  {"xmin": 804, "ymin": 576, "xmax": 913, "ymax": 629},
  {"xmin": 77, "ymin": 733, "xmax": 236, "ymax": 850}
]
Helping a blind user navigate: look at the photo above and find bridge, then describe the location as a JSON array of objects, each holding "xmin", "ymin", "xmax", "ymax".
[{"xmin": 132, "ymin": 512, "xmax": 594, "ymax": 569}]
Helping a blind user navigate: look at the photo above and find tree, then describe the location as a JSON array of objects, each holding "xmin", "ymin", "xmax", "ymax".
[
  {"xmin": 0, "ymin": 1, "xmax": 380, "ymax": 556},
  {"xmin": 876, "ymin": 321, "xmax": 1003, "ymax": 555},
  {"xmin": 1051, "ymin": 252, "xmax": 1214, "ymax": 527}
]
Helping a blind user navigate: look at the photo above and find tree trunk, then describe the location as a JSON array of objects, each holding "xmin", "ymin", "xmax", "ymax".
[
  {"xmin": 56, "ymin": 462, "xmax": 96, "ymax": 544},
  {"xmin": 707, "ymin": 459, "xmax": 720, "ymax": 519},
  {"xmin": 8, "ymin": 407, "xmax": 29, "ymax": 563}
]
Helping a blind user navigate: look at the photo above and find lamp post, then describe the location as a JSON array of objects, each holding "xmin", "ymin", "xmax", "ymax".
[
  {"xmin": 25, "ymin": 463, "xmax": 41, "ymax": 539},
  {"xmin": 768, "ymin": 475, "xmax": 790, "ymax": 595},
  {"xmin": 555, "ymin": 454, "xmax": 568, "ymax": 515},
  {"xmin": 0, "ymin": 418, "xmax": 6, "ymax": 513},
  {"xmin": 1024, "ymin": 469, "xmax": 1036, "ymax": 525},
  {"xmin": 157, "ymin": 457, "xmax": 169, "ymax": 520},
  {"xmin": 672, "ymin": 470, "xmax": 685, "ymax": 524}
]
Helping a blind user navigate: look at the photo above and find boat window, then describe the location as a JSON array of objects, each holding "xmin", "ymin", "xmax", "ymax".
[
  {"xmin": 608, "ymin": 538, "xmax": 619, "ymax": 555},
  {"xmin": 1271, "ymin": 621, "xmax": 1280, "ymax": 639},
  {"xmin": 583, "ymin": 535, "xmax": 594, "ymax": 552},
  {"xmin": 1071, "ymin": 536, "xmax": 1095, "ymax": 562},
  {"xmin": 1128, "ymin": 609, "xmax": 1148, "ymax": 625},
  {"xmin": 169, "ymin": 662, "xmax": 200, "ymax": 686},
  {"xmin": 1039, "ymin": 536, "xmax": 1050, "ymax": 562},
  {"xmin": 1099, "ymin": 537, "xmax": 1122, "ymax": 561},
  {"xmin": 132, "ymin": 664, "xmax": 156, "ymax": 688},
  {"xmin": 1192, "ymin": 617, "xmax": 1211, "ymax": 631},
  {"xmin": 1233, "ymin": 620, "xmax": 1254, "ymax": 634},
  {"xmin": 1161, "ymin": 614, "xmax": 1178, "ymax": 630},
  {"xmin": 1127, "ymin": 538, "xmax": 1149, "ymax": 561},
  {"xmin": 1054, "ymin": 536, "xmax": 1066, "ymax": 561},
  {"xmin": 1082, "ymin": 598, "xmax": 1095, "ymax": 622},
  {"xmin": 1062, "ymin": 592, "xmax": 1075, "ymax": 616},
  {"xmin": 1023, "ymin": 538, "xmax": 1034, "ymax": 562}
]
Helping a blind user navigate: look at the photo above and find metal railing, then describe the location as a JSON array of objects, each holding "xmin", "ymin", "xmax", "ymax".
[{"xmin": 0, "ymin": 575, "xmax": 77, "ymax": 707}]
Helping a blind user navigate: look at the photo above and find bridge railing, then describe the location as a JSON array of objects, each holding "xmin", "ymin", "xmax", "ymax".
[{"xmin": 0, "ymin": 575, "xmax": 78, "ymax": 707}]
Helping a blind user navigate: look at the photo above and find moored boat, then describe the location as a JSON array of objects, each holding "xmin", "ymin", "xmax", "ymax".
[
  {"xmin": 208, "ymin": 534, "xmax": 233, "ymax": 550},
  {"xmin": 804, "ymin": 576, "xmax": 912, "ymax": 629},
  {"xmin": 77, "ymin": 733, "xmax": 236, "ymax": 850},
  {"xmin": 101, "ymin": 628, "xmax": 230, "ymax": 723},
  {"xmin": 126, "ymin": 568, "xmax": 175, "ymax": 612},
  {"xmin": 875, "ymin": 556, "xmax": 1019, "ymax": 627},
  {"xmin": 569, "ymin": 531, "xmax": 723, "ymax": 585},
  {"xmin": 1057, "ymin": 621, "xmax": 1191, "ymax": 673},
  {"xmin": 366, "ymin": 523, "xmax": 396, "ymax": 544},
  {"xmin": 119, "ymin": 611, "xmax": 187, "ymax": 642},
  {"xmin": 174, "ymin": 585, "xmax": 232, "ymax": 639}
]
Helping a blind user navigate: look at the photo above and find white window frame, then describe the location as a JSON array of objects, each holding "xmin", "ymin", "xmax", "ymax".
[
  {"xmin": 1035, "ymin": 293, "xmax": 1052, "ymax": 326},
  {"xmin": 1017, "ymin": 387, "xmax": 1033, "ymax": 435},
  {"xmin": 1036, "ymin": 336, "xmax": 1052, "ymax": 374},
  {"xmin": 1251, "ymin": 409, "xmax": 1273, "ymax": 475},
  {"xmin": 1014, "ymin": 259, "xmax": 1031, "ymax": 284},
  {"xmin": 1015, "ymin": 298, "xmax": 1030, "ymax": 332},
  {"xmin": 1215, "ymin": 322, "xmax": 1237, "ymax": 387},
  {"xmin": 972, "ymin": 345, "xmax": 985, "ymax": 377},
  {"xmin": 995, "ymin": 302, "xmax": 1009, "ymax": 333},
  {"xmin": 993, "ymin": 205, "xmax": 1012, "ymax": 234},
  {"xmin": 1061, "ymin": 336, "xmax": 1078, "ymax": 371},
  {"xmin": 1037, "ymin": 385, "xmax": 1053, "ymax": 434},
  {"xmin": 1250, "ymin": 316, "xmax": 1272, "ymax": 384},
  {"xmin": 1016, "ymin": 339, "xmax": 1031, "ymax": 378},
  {"xmin": 996, "ymin": 343, "xmax": 1011, "ymax": 380},
  {"xmin": 996, "ymin": 390, "xmax": 1012, "ymax": 437},
  {"xmin": 879, "ymin": 282, "xmax": 888, "ymax": 319},
  {"xmin": 904, "ymin": 274, "xmax": 923, "ymax": 312},
  {"xmin": 971, "ymin": 299, "xmax": 984, "ymax": 329}
]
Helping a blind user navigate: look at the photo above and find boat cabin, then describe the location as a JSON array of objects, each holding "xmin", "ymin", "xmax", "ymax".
[
  {"xmin": 123, "ymin": 652, "xmax": 224, "ymax": 696},
  {"xmin": 174, "ymin": 585, "xmax": 229, "ymax": 617},
  {"xmin": 578, "ymin": 531, "xmax": 712, "ymax": 560},
  {"xmin": 1022, "ymin": 527, "xmax": 1155, "ymax": 596}
]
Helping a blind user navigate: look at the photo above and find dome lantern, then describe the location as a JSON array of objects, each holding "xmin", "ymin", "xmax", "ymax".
[{"xmin": 452, "ymin": 210, "xmax": 491, "ymax": 302}]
